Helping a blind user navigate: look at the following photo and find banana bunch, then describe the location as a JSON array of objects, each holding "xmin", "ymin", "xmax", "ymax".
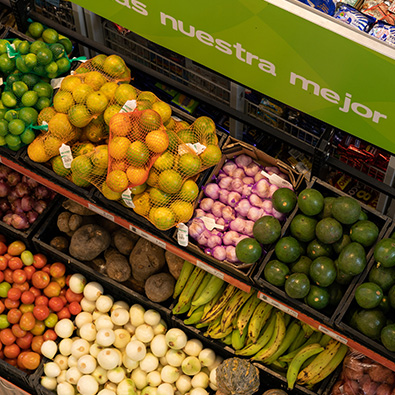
[{"xmin": 172, "ymin": 263, "xmax": 349, "ymax": 390}]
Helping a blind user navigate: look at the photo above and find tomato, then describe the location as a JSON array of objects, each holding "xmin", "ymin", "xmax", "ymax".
[
  {"xmin": 0, "ymin": 271, "xmax": 4, "ymax": 283},
  {"xmin": 31, "ymin": 335, "xmax": 43, "ymax": 353},
  {"xmin": 3, "ymin": 343, "xmax": 20, "ymax": 359},
  {"xmin": 34, "ymin": 295, "xmax": 48, "ymax": 306},
  {"xmin": 44, "ymin": 313, "xmax": 58, "ymax": 329},
  {"xmin": 20, "ymin": 250, "xmax": 34, "ymax": 266},
  {"xmin": 65, "ymin": 288, "xmax": 83, "ymax": 303},
  {"xmin": 49, "ymin": 262, "xmax": 66, "ymax": 278},
  {"xmin": 57, "ymin": 306, "xmax": 71, "ymax": 320},
  {"xmin": 19, "ymin": 304, "xmax": 34, "ymax": 313},
  {"xmin": 30, "ymin": 321, "xmax": 45, "ymax": 336},
  {"xmin": 19, "ymin": 351, "xmax": 40, "ymax": 370},
  {"xmin": 0, "ymin": 314, "xmax": 9, "ymax": 329},
  {"xmin": 7, "ymin": 241, "xmax": 26, "ymax": 257},
  {"xmin": 7, "ymin": 287, "xmax": 21, "ymax": 301},
  {"xmin": 16, "ymin": 331, "xmax": 33, "ymax": 350},
  {"xmin": 29, "ymin": 287, "xmax": 41, "ymax": 298},
  {"xmin": 5, "ymin": 358, "xmax": 17, "ymax": 367},
  {"xmin": 48, "ymin": 296, "xmax": 64, "ymax": 312},
  {"xmin": 68, "ymin": 301, "xmax": 82, "ymax": 316},
  {"xmin": 0, "ymin": 256, "xmax": 8, "ymax": 271},
  {"xmin": 3, "ymin": 269, "xmax": 13, "ymax": 284},
  {"xmin": 12, "ymin": 269, "xmax": 26, "ymax": 284},
  {"xmin": 59, "ymin": 295, "xmax": 67, "ymax": 306},
  {"xmin": 4, "ymin": 298, "xmax": 19, "ymax": 310},
  {"xmin": 8, "ymin": 257, "xmax": 23, "ymax": 271},
  {"xmin": 43, "ymin": 282, "xmax": 61, "ymax": 298},
  {"xmin": 53, "ymin": 276, "xmax": 66, "ymax": 288},
  {"xmin": 23, "ymin": 266, "xmax": 36, "ymax": 281},
  {"xmin": 42, "ymin": 329, "xmax": 57, "ymax": 341},
  {"xmin": 11, "ymin": 324, "xmax": 26, "ymax": 338},
  {"xmin": 17, "ymin": 352, "xmax": 27, "ymax": 369},
  {"xmin": 0, "ymin": 242, "xmax": 6, "ymax": 255},
  {"xmin": 65, "ymin": 274, "xmax": 72, "ymax": 286},
  {"xmin": 33, "ymin": 304, "xmax": 49, "ymax": 321},
  {"xmin": 32, "ymin": 254, "xmax": 47, "ymax": 269},
  {"xmin": 31, "ymin": 271, "xmax": 50, "ymax": 289},
  {"xmin": 21, "ymin": 290, "xmax": 35, "ymax": 305},
  {"xmin": 7, "ymin": 309, "xmax": 22, "ymax": 325},
  {"xmin": 42, "ymin": 265, "xmax": 51, "ymax": 274},
  {"xmin": 0, "ymin": 300, "xmax": 5, "ymax": 315},
  {"xmin": 0, "ymin": 328, "xmax": 16, "ymax": 346},
  {"xmin": 12, "ymin": 281, "xmax": 29, "ymax": 292},
  {"xmin": 19, "ymin": 312, "xmax": 35, "ymax": 331}
]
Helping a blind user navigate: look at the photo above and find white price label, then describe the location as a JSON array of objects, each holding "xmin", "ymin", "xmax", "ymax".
[
  {"xmin": 42, "ymin": 121, "xmax": 48, "ymax": 127},
  {"xmin": 122, "ymin": 189, "xmax": 135, "ymax": 208},
  {"xmin": 59, "ymin": 144, "xmax": 73, "ymax": 169},
  {"xmin": 88, "ymin": 204, "xmax": 114, "ymax": 222},
  {"xmin": 51, "ymin": 77, "xmax": 64, "ymax": 89},
  {"xmin": 258, "ymin": 293, "xmax": 299, "ymax": 318},
  {"xmin": 120, "ymin": 100, "xmax": 137, "ymax": 113},
  {"xmin": 129, "ymin": 225, "xmax": 166, "ymax": 249},
  {"xmin": 196, "ymin": 260, "xmax": 224, "ymax": 280},
  {"xmin": 186, "ymin": 142, "xmax": 207, "ymax": 155},
  {"xmin": 7, "ymin": 44, "xmax": 16, "ymax": 58},
  {"xmin": 0, "ymin": 78, "xmax": 3, "ymax": 86},
  {"xmin": 171, "ymin": 116, "xmax": 182, "ymax": 122},
  {"xmin": 261, "ymin": 170, "xmax": 293, "ymax": 189},
  {"xmin": 200, "ymin": 216, "xmax": 224, "ymax": 231},
  {"xmin": 177, "ymin": 223, "xmax": 189, "ymax": 247},
  {"xmin": 318, "ymin": 325, "xmax": 348, "ymax": 344}
]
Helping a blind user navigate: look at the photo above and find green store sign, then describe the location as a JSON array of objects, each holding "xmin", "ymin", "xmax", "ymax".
[{"xmin": 73, "ymin": 0, "xmax": 395, "ymax": 153}]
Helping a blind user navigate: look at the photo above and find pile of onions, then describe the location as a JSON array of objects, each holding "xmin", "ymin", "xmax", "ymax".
[
  {"xmin": 0, "ymin": 165, "xmax": 56, "ymax": 230},
  {"xmin": 188, "ymin": 154, "xmax": 291, "ymax": 263}
]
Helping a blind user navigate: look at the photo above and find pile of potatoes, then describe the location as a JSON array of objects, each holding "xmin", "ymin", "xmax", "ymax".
[{"xmin": 49, "ymin": 199, "xmax": 184, "ymax": 303}]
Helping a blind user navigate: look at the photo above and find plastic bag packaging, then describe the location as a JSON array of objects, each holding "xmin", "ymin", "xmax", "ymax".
[
  {"xmin": 331, "ymin": 351, "xmax": 395, "ymax": 395},
  {"xmin": 333, "ymin": 3, "xmax": 376, "ymax": 31}
]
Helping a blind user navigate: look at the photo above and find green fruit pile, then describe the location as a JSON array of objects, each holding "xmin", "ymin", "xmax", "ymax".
[
  {"xmin": 263, "ymin": 187, "xmax": 380, "ymax": 312},
  {"xmin": 350, "ymin": 233, "xmax": 395, "ymax": 352}
]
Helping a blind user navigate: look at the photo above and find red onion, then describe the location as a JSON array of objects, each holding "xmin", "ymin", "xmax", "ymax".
[
  {"xmin": 262, "ymin": 200, "xmax": 273, "ymax": 214},
  {"xmin": 0, "ymin": 180, "xmax": 10, "ymax": 198},
  {"xmin": 200, "ymin": 198, "xmax": 214, "ymax": 212},
  {"xmin": 189, "ymin": 218, "xmax": 207, "ymax": 239},
  {"xmin": 11, "ymin": 199, "xmax": 24, "ymax": 215},
  {"xmin": 218, "ymin": 176, "xmax": 233, "ymax": 190},
  {"xmin": 235, "ymin": 199, "xmax": 251, "ymax": 217},
  {"xmin": 0, "ymin": 198, "xmax": 10, "ymax": 213},
  {"xmin": 241, "ymin": 184, "xmax": 253, "ymax": 198},
  {"xmin": 14, "ymin": 182, "xmax": 29, "ymax": 198},
  {"xmin": 3, "ymin": 213, "xmax": 12, "ymax": 225},
  {"xmin": 212, "ymin": 245, "xmax": 226, "ymax": 261},
  {"xmin": 219, "ymin": 206, "xmax": 232, "ymax": 222},
  {"xmin": 7, "ymin": 172, "xmax": 21, "ymax": 187},
  {"xmin": 230, "ymin": 218, "xmax": 246, "ymax": 234},
  {"xmin": 25, "ymin": 177, "xmax": 39, "ymax": 189},
  {"xmin": 227, "ymin": 192, "xmax": 241, "ymax": 208},
  {"xmin": 222, "ymin": 160, "xmax": 237, "ymax": 176},
  {"xmin": 247, "ymin": 206, "xmax": 265, "ymax": 222},
  {"xmin": 11, "ymin": 213, "xmax": 30, "ymax": 230},
  {"xmin": 243, "ymin": 221, "xmax": 255, "ymax": 237},
  {"xmin": 242, "ymin": 176, "xmax": 254, "ymax": 185},
  {"xmin": 34, "ymin": 185, "xmax": 50, "ymax": 200},
  {"xmin": 197, "ymin": 229, "xmax": 212, "ymax": 247},
  {"xmin": 211, "ymin": 201, "xmax": 225, "ymax": 218},
  {"xmin": 33, "ymin": 200, "xmax": 47, "ymax": 215},
  {"xmin": 204, "ymin": 183, "xmax": 220, "ymax": 200},
  {"xmin": 245, "ymin": 162, "xmax": 260, "ymax": 177},
  {"xmin": 218, "ymin": 189, "xmax": 230, "ymax": 204},
  {"xmin": 265, "ymin": 166, "xmax": 281, "ymax": 175},
  {"xmin": 253, "ymin": 179, "xmax": 270, "ymax": 199},
  {"xmin": 7, "ymin": 189, "xmax": 19, "ymax": 202},
  {"xmin": 223, "ymin": 230, "xmax": 240, "ymax": 246},
  {"xmin": 249, "ymin": 194, "xmax": 264, "ymax": 208},
  {"xmin": 0, "ymin": 165, "xmax": 11, "ymax": 180},
  {"xmin": 21, "ymin": 196, "xmax": 34, "ymax": 212},
  {"xmin": 225, "ymin": 245, "xmax": 240, "ymax": 263},
  {"xmin": 235, "ymin": 154, "xmax": 252, "ymax": 168},
  {"xmin": 268, "ymin": 184, "xmax": 279, "ymax": 197},
  {"xmin": 27, "ymin": 210, "xmax": 39, "ymax": 224},
  {"xmin": 254, "ymin": 172, "xmax": 265, "ymax": 183},
  {"xmin": 207, "ymin": 235, "xmax": 222, "ymax": 249},
  {"xmin": 231, "ymin": 178, "xmax": 243, "ymax": 194},
  {"xmin": 232, "ymin": 168, "xmax": 246, "ymax": 179}
]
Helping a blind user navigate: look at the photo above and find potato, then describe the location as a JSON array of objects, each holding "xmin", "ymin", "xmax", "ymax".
[
  {"xmin": 360, "ymin": 374, "xmax": 379, "ymax": 395},
  {"xmin": 377, "ymin": 383, "xmax": 393, "ymax": 395},
  {"xmin": 165, "ymin": 251, "xmax": 184, "ymax": 280},
  {"xmin": 69, "ymin": 224, "xmax": 111, "ymax": 261},
  {"xmin": 57, "ymin": 211, "xmax": 72, "ymax": 233},
  {"xmin": 369, "ymin": 364, "xmax": 395, "ymax": 384},
  {"xmin": 112, "ymin": 229, "xmax": 139, "ymax": 256},
  {"xmin": 105, "ymin": 250, "xmax": 131, "ymax": 282},
  {"xmin": 129, "ymin": 238, "xmax": 166, "ymax": 283},
  {"xmin": 145, "ymin": 273, "xmax": 175, "ymax": 302},
  {"xmin": 344, "ymin": 355, "xmax": 364, "ymax": 381},
  {"xmin": 62, "ymin": 199, "xmax": 96, "ymax": 215},
  {"xmin": 50, "ymin": 236, "xmax": 69, "ymax": 253}
]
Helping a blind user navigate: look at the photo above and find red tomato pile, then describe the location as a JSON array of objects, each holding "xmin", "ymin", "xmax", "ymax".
[{"xmin": 0, "ymin": 236, "xmax": 82, "ymax": 371}]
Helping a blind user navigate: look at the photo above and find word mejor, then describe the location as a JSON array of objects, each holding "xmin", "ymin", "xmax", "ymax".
[{"xmin": 290, "ymin": 73, "xmax": 387, "ymax": 124}]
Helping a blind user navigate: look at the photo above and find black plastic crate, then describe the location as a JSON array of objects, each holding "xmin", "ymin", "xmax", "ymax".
[
  {"xmin": 335, "ymin": 222, "xmax": 395, "ymax": 363},
  {"xmin": 253, "ymin": 177, "xmax": 391, "ymax": 327},
  {"xmin": 0, "ymin": 25, "xmax": 34, "ymax": 41}
]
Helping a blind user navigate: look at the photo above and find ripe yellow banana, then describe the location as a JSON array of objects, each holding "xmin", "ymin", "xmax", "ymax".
[
  {"xmin": 247, "ymin": 301, "xmax": 273, "ymax": 344},
  {"xmin": 173, "ymin": 260, "xmax": 194, "ymax": 299},
  {"xmin": 286, "ymin": 343, "xmax": 324, "ymax": 390}
]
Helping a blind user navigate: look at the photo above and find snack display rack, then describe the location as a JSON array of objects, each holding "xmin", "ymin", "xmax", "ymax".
[{"xmin": 0, "ymin": 0, "xmax": 395, "ymax": 394}]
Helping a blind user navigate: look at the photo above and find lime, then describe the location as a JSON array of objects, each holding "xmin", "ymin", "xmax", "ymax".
[
  {"xmin": 42, "ymin": 28, "xmax": 59, "ymax": 44},
  {"xmin": 284, "ymin": 273, "xmax": 310, "ymax": 299},
  {"xmin": 12, "ymin": 81, "xmax": 29, "ymax": 98},
  {"xmin": 355, "ymin": 282, "xmax": 383, "ymax": 309},
  {"xmin": 0, "ymin": 137, "xmax": 6, "ymax": 146},
  {"xmin": 305, "ymin": 285, "xmax": 330, "ymax": 310},
  {"xmin": 235, "ymin": 237, "xmax": 263, "ymax": 264},
  {"xmin": 4, "ymin": 110, "xmax": 18, "ymax": 122},
  {"xmin": 274, "ymin": 236, "xmax": 301, "ymax": 264},
  {"xmin": 264, "ymin": 260, "xmax": 290, "ymax": 286},
  {"xmin": 59, "ymin": 38, "xmax": 73, "ymax": 54},
  {"xmin": 51, "ymin": 155, "xmax": 71, "ymax": 177},
  {"xmin": 179, "ymin": 179, "xmax": 199, "ymax": 202},
  {"xmin": 21, "ymin": 91, "xmax": 39, "ymax": 107},
  {"xmin": 25, "ymin": 53, "xmax": 38, "ymax": 69},
  {"xmin": 309, "ymin": 256, "xmax": 336, "ymax": 287},
  {"xmin": 272, "ymin": 188, "xmax": 297, "ymax": 214},
  {"xmin": 0, "ymin": 120, "xmax": 8, "ymax": 137},
  {"xmin": 35, "ymin": 97, "xmax": 51, "ymax": 111},
  {"xmin": 56, "ymin": 57, "xmax": 71, "ymax": 75},
  {"xmin": 50, "ymin": 43, "xmax": 66, "ymax": 60},
  {"xmin": 297, "ymin": 188, "xmax": 324, "ymax": 216},
  {"xmin": 8, "ymin": 119, "xmax": 25, "ymax": 135},
  {"xmin": 0, "ymin": 282, "xmax": 11, "ymax": 298},
  {"xmin": 16, "ymin": 56, "xmax": 31, "ymax": 73},
  {"xmin": 253, "ymin": 216, "xmax": 282, "ymax": 245},
  {"xmin": 45, "ymin": 61, "xmax": 59, "ymax": 76},
  {"xmin": 0, "ymin": 53, "xmax": 15, "ymax": 74},
  {"xmin": 28, "ymin": 22, "xmax": 45, "ymax": 38},
  {"xmin": 1, "ymin": 91, "xmax": 17, "ymax": 108},
  {"xmin": 37, "ymin": 48, "xmax": 53, "ymax": 66},
  {"xmin": 21, "ymin": 73, "xmax": 40, "ymax": 88},
  {"xmin": 5, "ymin": 134, "xmax": 21, "ymax": 148},
  {"xmin": 149, "ymin": 187, "xmax": 171, "ymax": 206},
  {"xmin": 5, "ymin": 74, "xmax": 20, "ymax": 86},
  {"xmin": 20, "ymin": 128, "xmax": 36, "ymax": 145},
  {"xmin": 33, "ymin": 82, "xmax": 54, "ymax": 98},
  {"xmin": 18, "ymin": 107, "xmax": 38, "ymax": 126},
  {"xmin": 0, "ymin": 109, "xmax": 5, "ymax": 120},
  {"xmin": 0, "ymin": 39, "xmax": 10, "ymax": 54}
]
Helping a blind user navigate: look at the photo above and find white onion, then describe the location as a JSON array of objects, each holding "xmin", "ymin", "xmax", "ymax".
[
  {"xmin": 144, "ymin": 309, "xmax": 161, "ymax": 326},
  {"xmin": 75, "ymin": 312, "xmax": 93, "ymax": 328},
  {"xmin": 111, "ymin": 300, "xmax": 129, "ymax": 311},
  {"xmin": 157, "ymin": 382, "xmax": 174, "ymax": 395},
  {"xmin": 80, "ymin": 297, "xmax": 96, "ymax": 312},
  {"xmin": 122, "ymin": 353, "xmax": 139, "ymax": 370},
  {"xmin": 131, "ymin": 367, "xmax": 148, "ymax": 390},
  {"xmin": 59, "ymin": 338, "xmax": 73, "ymax": 356},
  {"xmin": 165, "ymin": 328, "xmax": 187, "ymax": 350},
  {"xmin": 79, "ymin": 322, "xmax": 97, "ymax": 342},
  {"xmin": 41, "ymin": 376, "xmax": 57, "ymax": 390},
  {"xmin": 57, "ymin": 382, "xmax": 75, "ymax": 395},
  {"xmin": 198, "ymin": 349, "xmax": 216, "ymax": 367},
  {"xmin": 71, "ymin": 338, "xmax": 90, "ymax": 359},
  {"xmin": 98, "ymin": 390, "xmax": 116, "ymax": 395},
  {"xmin": 77, "ymin": 374, "xmax": 99, "ymax": 395},
  {"xmin": 161, "ymin": 365, "xmax": 180, "ymax": 383},
  {"xmin": 191, "ymin": 371, "xmax": 209, "ymax": 389},
  {"xmin": 96, "ymin": 328, "xmax": 115, "ymax": 347},
  {"xmin": 153, "ymin": 319, "xmax": 167, "ymax": 335},
  {"xmin": 183, "ymin": 339, "xmax": 203, "ymax": 357},
  {"xmin": 190, "ymin": 388, "xmax": 208, "ymax": 395},
  {"xmin": 67, "ymin": 355, "xmax": 78, "ymax": 368},
  {"xmin": 89, "ymin": 343, "xmax": 103, "ymax": 359},
  {"xmin": 166, "ymin": 349, "xmax": 185, "ymax": 367},
  {"xmin": 77, "ymin": 354, "xmax": 97, "ymax": 374},
  {"xmin": 54, "ymin": 354, "xmax": 68, "ymax": 370},
  {"xmin": 65, "ymin": 366, "xmax": 82, "ymax": 385},
  {"xmin": 147, "ymin": 370, "xmax": 162, "ymax": 387},
  {"xmin": 41, "ymin": 340, "xmax": 58, "ymax": 359},
  {"xmin": 150, "ymin": 334, "xmax": 168, "ymax": 357},
  {"xmin": 83, "ymin": 281, "xmax": 103, "ymax": 302},
  {"xmin": 135, "ymin": 324, "xmax": 155, "ymax": 343},
  {"xmin": 107, "ymin": 366, "xmax": 126, "ymax": 383},
  {"xmin": 126, "ymin": 339, "xmax": 146, "ymax": 361},
  {"xmin": 55, "ymin": 319, "xmax": 74, "ymax": 339},
  {"xmin": 44, "ymin": 362, "xmax": 61, "ymax": 378},
  {"xmin": 176, "ymin": 375, "xmax": 192, "ymax": 394},
  {"xmin": 113, "ymin": 328, "xmax": 131, "ymax": 349},
  {"xmin": 68, "ymin": 273, "xmax": 86, "ymax": 294},
  {"xmin": 140, "ymin": 352, "xmax": 159, "ymax": 373},
  {"xmin": 96, "ymin": 294, "xmax": 114, "ymax": 313},
  {"xmin": 97, "ymin": 348, "xmax": 121, "ymax": 370},
  {"xmin": 117, "ymin": 379, "xmax": 138, "ymax": 395},
  {"xmin": 130, "ymin": 304, "xmax": 146, "ymax": 327},
  {"xmin": 181, "ymin": 356, "xmax": 201, "ymax": 376}
]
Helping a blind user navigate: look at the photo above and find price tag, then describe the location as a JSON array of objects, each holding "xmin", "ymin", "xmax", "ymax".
[
  {"xmin": 177, "ymin": 223, "xmax": 189, "ymax": 247},
  {"xmin": 200, "ymin": 216, "xmax": 224, "ymax": 231},
  {"xmin": 51, "ymin": 77, "xmax": 63, "ymax": 89},
  {"xmin": 129, "ymin": 225, "xmax": 166, "ymax": 249},
  {"xmin": 121, "ymin": 189, "xmax": 135, "ymax": 208},
  {"xmin": 42, "ymin": 121, "xmax": 48, "ymax": 127},
  {"xmin": 6, "ymin": 43, "xmax": 16, "ymax": 58},
  {"xmin": 318, "ymin": 325, "xmax": 348, "ymax": 344},
  {"xmin": 261, "ymin": 170, "xmax": 293, "ymax": 189},
  {"xmin": 258, "ymin": 293, "xmax": 299, "ymax": 318},
  {"xmin": 59, "ymin": 144, "xmax": 73, "ymax": 169},
  {"xmin": 0, "ymin": 78, "xmax": 3, "ymax": 86},
  {"xmin": 120, "ymin": 100, "xmax": 137, "ymax": 113},
  {"xmin": 196, "ymin": 260, "xmax": 224, "ymax": 280},
  {"xmin": 88, "ymin": 204, "xmax": 115, "ymax": 222},
  {"xmin": 171, "ymin": 116, "xmax": 182, "ymax": 122},
  {"xmin": 186, "ymin": 142, "xmax": 207, "ymax": 155}
]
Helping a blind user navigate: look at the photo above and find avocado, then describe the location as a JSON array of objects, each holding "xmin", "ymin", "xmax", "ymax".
[
  {"xmin": 337, "ymin": 242, "xmax": 367, "ymax": 276},
  {"xmin": 374, "ymin": 238, "xmax": 395, "ymax": 268},
  {"xmin": 354, "ymin": 309, "xmax": 386, "ymax": 339},
  {"xmin": 331, "ymin": 196, "xmax": 361, "ymax": 225},
  {"xmin": 289, "ymin": 214, "xmax": 317, "ymax": 243},
  {"xmin": 315, "ymin": 217, "xmax": 343, "ymax": 245},
  {"xmin": 297, "ymin": 188, "xmax": 324, "ymax": 217},
  {"xmin": 350, "ymin": 220, "xmax": 379, "ymax": 248}
]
